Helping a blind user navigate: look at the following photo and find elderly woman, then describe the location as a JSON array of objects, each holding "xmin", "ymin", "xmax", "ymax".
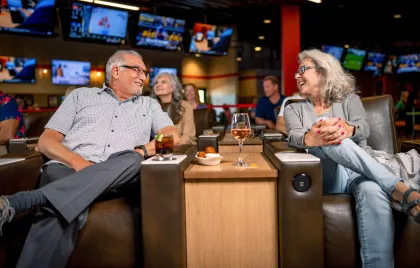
[
  {"xmin": 152, "ymin": 73, "xmax": 196, "ymax": 145},
  {"xmin": 184, "ymin": 83, "xmax": 207, "ymax": 110},
  {"xmin": 284, "ymin": 49, "xmax": 420, "ymax": 267}
]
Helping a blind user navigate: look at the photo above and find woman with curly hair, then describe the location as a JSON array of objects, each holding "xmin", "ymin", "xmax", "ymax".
[
  {"xmin": 152, "ymin": 73, "xmax": 196, "ymax": 145},
  {"xmin": 285, "ymin": 49, "xmax": 420, "ymax": 267}
]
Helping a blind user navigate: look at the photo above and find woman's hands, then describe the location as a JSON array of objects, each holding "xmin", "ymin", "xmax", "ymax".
[{"xmin": 304, "ymin": 118, "xmax": 355, "ymax": 147}]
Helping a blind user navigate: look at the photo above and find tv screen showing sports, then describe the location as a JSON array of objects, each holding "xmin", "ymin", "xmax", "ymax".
[
  {"xmin": 52, "ymin": 60, "xmax": 91, "ymax": 85},
  {"xmin": 0, "ymin": 56, "xmax": 36, "ymax": 83},
  {"xmin": 68, "ymin": 2, "xmax": 129, "ymax": 45},
  {"xmin": 364, "ymin": 52, "xmax": 386, "ymax": 72},
  {"xmin": 189, "ymin": 23, "xmax": 233, "ymax": 56},
  {"xmin": 0, "ymin": 0, "xmax": 56, "ymax": 36},
  {"xmin": 136, "ymin": 13, "xmax": 185, "ymax": 51},
  {"xmin": 148, "ymin": 67, "xmax": 177, "ymax": 86},
  {"xmin": 322, "ymin": 45, "xmax": 344, "ymax": 61},
  {"xmin": 384, "ymin": 55, "xmax": 398, "ymax": 74},
  {"xmin": 396, "ymin": 54, "xmax": 420, "ymax": 74},
  {"xmin": 343, "ymin": 48, "xmax": 367, "ymax": 71}
]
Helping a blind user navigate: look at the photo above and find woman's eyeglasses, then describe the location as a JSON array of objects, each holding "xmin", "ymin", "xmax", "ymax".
[
  {"xmin": 120, "ymin": 65, "xmax": 149, "ymax": 78},
  {"xmin": 295, "ymin": 65, "xmax": 317, "ymax": 76}
]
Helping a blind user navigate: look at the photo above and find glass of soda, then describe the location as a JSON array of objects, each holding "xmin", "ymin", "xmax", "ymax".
[{"xmin": 155, "ymin": 134, "xmax": 174, "ymax": 160}]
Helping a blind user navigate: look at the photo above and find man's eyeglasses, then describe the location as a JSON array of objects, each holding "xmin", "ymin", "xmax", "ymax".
[
  {"xmin": 295, "ymin": 65, "xmax": 317, "ymax": 76},
  {"xmin": 120, "ymin": 65, "xmax": 149, "ymax": 78}
]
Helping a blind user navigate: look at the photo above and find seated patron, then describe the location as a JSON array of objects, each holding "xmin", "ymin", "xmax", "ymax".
[
  {"xmin": 284, "ymin": 48, "xmax": 420, "ymax": 267},
  {"xmin": 184, "ymin": 83, "xmax": 207, "ymax": 110},
  {"xmin": 0, "ymin": 91, "xmax": 25, "ymax": 145},
  {"xmin": 0, "ymin": 49, "xmax": 180, "ymax": 268},
  {"xmin": 255, "ymin": 76, "xmax": 286, "ymax": 129},
  {"xmin": 152, "ymin": 72, "xmax": 196, "ymax": 145}
]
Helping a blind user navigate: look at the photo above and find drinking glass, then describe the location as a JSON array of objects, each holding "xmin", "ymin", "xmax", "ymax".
[
  {"xmin": 230, "ymin": 113, "xmax": 251, "ymax": 166},
  {"xmin": 155, "ymin": 134, "xmax": 174, "ymax": 160}
]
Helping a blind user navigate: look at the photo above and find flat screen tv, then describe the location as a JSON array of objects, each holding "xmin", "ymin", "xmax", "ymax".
[
  {"xmin": 383, "ymin": 55, "xmax": 398, "ymax": 74},
  {"xmin": 189, "ymin": 23, "xmax": 233, "ymax": 56},
  {"xmin": 0, "ymin": 56, "xmax": 36, "ymax": 83},
  {"xmin": 364, "ymin": 52, "xmax": 386, "ymax": 72},
  {"xmin": 322, "ymin": 45, "xmax": 344, "ymax": 61},
  {"xmin": 148, "ymin": 67, "xmax": 177, "ymax": 86},
  {"xmin": 67, "ymin": 2, "xmax": 129, "ymax": 45},
  {"xmin": 343, "ymin": 48, "xmax": 367, "ymax": 71},
  {"xmin": 0, "ymin": 0, "xmax": 56, "ymax": 36},
  {"xmin": 52, "ymin": 59, "xmax": 91, "ymax": 85},
  {"xmin": 396, "ymin": 54, "xmax": 420, "ymax": 74},
  {"xmin": 136, "ymin": 13, "xmax": 185, "ymax": 51}
]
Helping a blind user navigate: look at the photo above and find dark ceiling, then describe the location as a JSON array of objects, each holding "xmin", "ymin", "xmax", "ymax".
[{"xmin": 59, "ymin": 0, "xmax": 420, "ymax": 54}]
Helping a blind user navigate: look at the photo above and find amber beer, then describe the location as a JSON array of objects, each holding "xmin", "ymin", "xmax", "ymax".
[
  {"xmin": 231, "ymin": 128, "xmax": 251, "ymax": 143},
  {"xmin": 155, "ymin": 134, "xmax": 174, "ymax": 159}
]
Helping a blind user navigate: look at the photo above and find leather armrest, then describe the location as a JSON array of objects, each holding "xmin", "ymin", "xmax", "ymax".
[
  {"xmin": 401, "ymin": 140, "xmax": 420, "ymax": 154},
  {"xmin": 0, "ymin": 152, "xmax": 44, "ymax": 195},
  {"xmin": 140, "ymin": 144, "xmax": 197, "ymax": 268},
  {"xmin": 264, "ymin": 141, "xmax": 303, "ymax": 155},
  {"xmin": 264, "ymin": 148, "xmax": 324, "ymax": 267}
]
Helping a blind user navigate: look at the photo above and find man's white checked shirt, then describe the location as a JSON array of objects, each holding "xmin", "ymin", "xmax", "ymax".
[{"xmin": 45, "ymin": 85, "xmax": 174, "ymax": 163}]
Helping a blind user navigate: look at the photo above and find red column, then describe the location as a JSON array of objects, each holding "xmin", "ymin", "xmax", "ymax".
[{"xmin": 281, "ymin": 5, "xmax": 301, "ymax": 96}]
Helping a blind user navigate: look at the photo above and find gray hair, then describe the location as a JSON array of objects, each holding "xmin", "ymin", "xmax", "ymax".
[
  {"xmin": 151, "ymin": 72, "xmax": 183, "ymax": 103},
  {"xmin": 106, "ymin": 50, "xmax": 143, "ymax": 83},
  {"xmin": 299, "ymin": 49, "xmax": 356, "ymax": 106},
  {"xmin": 151, "ymin": 72, "xmax": 184, "ymax": 123}
]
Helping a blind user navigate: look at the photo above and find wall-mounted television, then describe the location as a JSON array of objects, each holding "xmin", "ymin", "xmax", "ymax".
[
  {"xmin": 189, "ymin": 23, "xmax": 233, "ymax": 56},
  {"xmin": 67, "ymin": 2, "xmax": 129, "ymax": 45},
  {"xmin": 343, "ymin": 48, "xmax": 367, "ymax": 71},
  {"xmin": 396, "ymin": 54, "xmax": 420, "ymax": 74},
  {"xmin": 0, "ymin": 0, "xmax": 56, "ymax": 36},
  {"xmin": 148, "ymin": 67, "xmax": 177, "ymax": 86},
  {"xmin": 52, "ymin": 59, "xmax": 91, "ymax": 85},
  {"xmin": 321, "ymin": 45, "xmax": 344, "ymax": 61},
  {"xmin": 383, "ymin": 55, "xmax": 398, "ymax": 74},
  {"xmin": 0, "ymin": 56, "xmax": 36, "ymax": 83},
  {"xmin": 136, "ymin": 13, "xmax": 185, "ymax": 51},
  {"xmin": 364, "ymin": 52, "xmax": 386, "ymax": 72}
]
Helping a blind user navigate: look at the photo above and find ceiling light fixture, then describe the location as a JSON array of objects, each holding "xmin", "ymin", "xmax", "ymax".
[
  {"xmin": 254, "ymin": 47, "xmax": 262, "ymax": 52},
  {"xmin": 344, "ymin": 44, "xmax": 349, "ymax": 48},
  {"xmin": 43, "ymin": 69, "xmax": 48, "ymax": 74},
  {"xmin": 393, "ymin": 14, "xmax": 402, "ymax": 19},
  {"xmin": 258, "ymin": 36, "xmax": 265, "ymax": 40},
  {"xmin": 195, "ymin": 53, "xmax": 201, "ymax": 57},
  {"xmin": 78, "ymin": 0, "xmax": 93, "ymax": 2},
  {"xmin": 263, "ymin": 19, "xmax": 271, "ymax": 24},
  {"xmin": 93, "ymin": 0, "xmax": 139, "ymax": 11},
  {"xmin": 96, "ymin": 71, "xmax": 101, "ymax": 76},
  {"xmin": 236, "ymin": 57, "xmax": 242, "ymax": 62},
  {"xmin": 308, "ymin": 0, "xmax": 322, "ymax": 3}
]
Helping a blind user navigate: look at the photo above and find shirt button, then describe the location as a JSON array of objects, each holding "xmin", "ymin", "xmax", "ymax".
[
  {"xmin": 108, "ymin": 144, "xmax": 110, "ymax": 147},
  {"xmin": 115, "ymin": 116, "xmax": 118, "ymax": 118},
  {"xmin": 119, "ymin": 103, "xmax": 121, "ymax": 106},
  {"xmin": 111, "ymin": 130, "xmax": 114, "ymax": 132}
]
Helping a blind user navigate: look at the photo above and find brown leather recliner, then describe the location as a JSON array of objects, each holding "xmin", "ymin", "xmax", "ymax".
[
  {"xmin": 0, "ymin": 145, "xmax": 197, "ymax": 268},
  {"xmin": 193, "ymin": 108, "xmax": 216, "ymax": 138},
  {"xmin": 264, "ymin": 95, "xmax": 420, "ymax": 268}
]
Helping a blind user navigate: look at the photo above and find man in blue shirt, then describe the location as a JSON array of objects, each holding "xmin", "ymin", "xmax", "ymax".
[
  {"xmin": 0, "ymin": 91, "xmax": 25, "ymax": 145},
  {"xmin": 255, "ymin": 76, "xmax": 285, "ymax": 129}
]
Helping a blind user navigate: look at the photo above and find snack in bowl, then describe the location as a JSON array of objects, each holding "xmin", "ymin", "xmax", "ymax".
[
  {"xmin": 204, "ymin": 146, "xmax": 217, "ymax": 154},
  {"xmin": 197, "ymin": 151, "xmax": 206, "ymax": 158},
  {"xmin": 195, "ymin": 152, "xmax": 223, "ymax": 166}
]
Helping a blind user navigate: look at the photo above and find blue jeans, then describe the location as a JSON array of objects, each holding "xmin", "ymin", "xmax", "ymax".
[{"xmin": 309, "ymin": 138, "xmax": 400, "ymax": 268}]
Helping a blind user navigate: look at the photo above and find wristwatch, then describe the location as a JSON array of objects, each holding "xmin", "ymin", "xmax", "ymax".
[{"xmin": 134, "ymin": 145, "xmax": 148, "ymax": 158}]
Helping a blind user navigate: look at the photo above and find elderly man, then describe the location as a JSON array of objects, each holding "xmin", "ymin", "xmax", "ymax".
[{"xmin": 0, "ymin": 50, "xmax": 180, "ymax": 268}]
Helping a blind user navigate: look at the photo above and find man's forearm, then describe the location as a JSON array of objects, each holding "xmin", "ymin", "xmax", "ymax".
[{"xmin": 38, "ymin": 136, "xmax": 87, "ymax": 168}]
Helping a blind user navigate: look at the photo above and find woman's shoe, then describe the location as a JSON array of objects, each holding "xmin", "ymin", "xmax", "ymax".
[
  {"xmin": 0, "ymin": 196, "xmax": 15, "ymax": 235},
  {"xmin": 401, "ymin": 187, "xmax": 420, "ymax": 224}
]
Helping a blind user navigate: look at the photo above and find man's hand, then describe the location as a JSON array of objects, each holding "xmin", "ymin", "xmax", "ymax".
[{"xmin": 266, "ymin": 120, "xmax": 275, "ymax": 129}]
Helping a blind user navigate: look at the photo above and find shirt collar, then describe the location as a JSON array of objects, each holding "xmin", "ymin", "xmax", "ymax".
[{"xmin": 98, "ymin": 83, "xmax": 141, "ymax": 103}]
